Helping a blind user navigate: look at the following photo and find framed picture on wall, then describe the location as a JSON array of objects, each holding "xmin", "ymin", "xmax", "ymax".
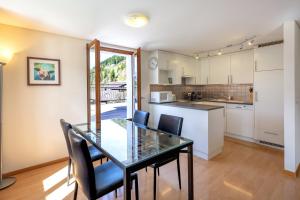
[{"xmin": 27, "ymin": 57, "xmax": 61, "ymax": 85}]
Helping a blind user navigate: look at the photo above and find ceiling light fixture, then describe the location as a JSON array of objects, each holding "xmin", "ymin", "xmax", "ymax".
[
  {"xmin": 196, "ymin": 36, "xmax": 256, "ymax": 58},
  {"xmin": 124, "ymin": 13, "xmax": 149, "ymax": 28},
  {"xmin": 248, "ymin": 40, "xmax": 254, "ymax": 46}
]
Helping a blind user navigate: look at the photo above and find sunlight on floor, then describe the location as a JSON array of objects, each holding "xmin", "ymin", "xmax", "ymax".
[
  {"xmin": 43, "ymin": 166, "xmax": 68, "ymax": 191},
  {"xmin": 45, "ymin": 181, "xmax": 75, "ymax": 200},
  {"xmin": 161, "ymin": 187, "xmax": 172, "ymax": 196},
  {"xmin": 223, "ymin": 181, "xmax": 253, "ymax": 197}
]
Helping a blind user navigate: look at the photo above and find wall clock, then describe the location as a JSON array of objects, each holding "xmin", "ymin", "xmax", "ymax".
[{"xmin": 148, "ymin": 57, "xmax": 158, "ymax": 70}]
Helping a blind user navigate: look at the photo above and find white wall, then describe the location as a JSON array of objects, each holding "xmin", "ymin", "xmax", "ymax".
[
  {"xmin": 295, "ymin": 22, "xmax": 300, "ymax": 168},
  {"xmin": 0, "ymin": 24, "xmax": 87, "ymax": 173},
  {"xmin": 283, "ymin": 21, "xmax": 300, "ymax": 172},
  {"xmin": 141, "ymin": 50, "xmax": 151, "ymax": 111}
]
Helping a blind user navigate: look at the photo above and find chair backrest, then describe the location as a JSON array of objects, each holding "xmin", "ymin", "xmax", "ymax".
[
  {"xmin": 133, "ymin": 110, "xmax": 150, "ymax": 126},
  {"xmin": 68, "ymin": 129, "xmax": 96, "ymax": 199},
  {"xmin": 158, "ymin": 114, "xmax": 183, "ymax": 136},
  {"xmin": 60, "ymin": 119, "xmax": 73, "ymax": 157}
]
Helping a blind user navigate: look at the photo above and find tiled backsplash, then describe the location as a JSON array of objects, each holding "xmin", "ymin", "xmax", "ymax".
[{"xmin": 150, "ymin": 84, "xmax": 253, "ymax": 103}]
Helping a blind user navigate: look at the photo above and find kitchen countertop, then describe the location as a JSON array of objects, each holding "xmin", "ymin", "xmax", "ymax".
[
  {"xmin": 149, "ymin": 101, "xmax": 224, "ymax": 111},
  {"xmin": 179, "ymin": 99, "xmax": 253, "ymax": 105}
]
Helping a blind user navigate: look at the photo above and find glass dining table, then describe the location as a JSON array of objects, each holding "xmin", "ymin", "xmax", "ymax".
[{"xmin": 72, "ymin": 118, "xmax": 194, "ymax": 200}]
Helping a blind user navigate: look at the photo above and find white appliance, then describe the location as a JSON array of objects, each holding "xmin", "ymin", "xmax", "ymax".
[
  {"xmin": 150, "ymin": 91, "xmax": 174, "ymax": 103},
  {"xmin": 226, "ymin": 104, "xmax": 254, "ymax": 139},
  {"xmin": 254, "ymin": 70, "xmax": 284, "ymax": 146}
]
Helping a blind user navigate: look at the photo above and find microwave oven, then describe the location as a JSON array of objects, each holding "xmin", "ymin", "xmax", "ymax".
[{"xmin": 150, "ymin": 91, "xmax": 174, "ymax": 103}]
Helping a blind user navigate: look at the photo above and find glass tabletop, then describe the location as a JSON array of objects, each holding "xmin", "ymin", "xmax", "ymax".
[{"xmin": 72, "ymin": 118, "xmax": 193, "ymax": 169}]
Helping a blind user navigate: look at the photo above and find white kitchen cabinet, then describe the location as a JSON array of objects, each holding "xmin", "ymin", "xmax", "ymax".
[
  {"xmin": 168, "ymin": 65, "xmax": 182, "ymax": 84},
  {"xmin": 226, "ymin": 104, "xmax": 254, "ymax": 139},
  {"xmin": 199, "ymin": 101, "xmax": 226, "ymax": 130},
  {"xmin": 209, "ymin": 55, "xmax": 231, "ymax": 84},
  {"xmin": 199, "ymin": 58, "xmax": 210, "ymax": 85},
  {"xmin": 157, "ymin": 50, "xmax": 170, "ymax": 70},
  {"xmin": 254, "ymin": 43, "xmax": 283, "ymax": 71},
  {"xmin": 254, "ymin": 70, "xmax": 284, "ymax": 146},
  {"xmin": 230, "ymin": 50, "xmax": 254, "ymax": 84}
]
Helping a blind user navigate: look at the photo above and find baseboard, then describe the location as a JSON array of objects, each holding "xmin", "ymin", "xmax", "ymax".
[
  {"xmin": 283, "ymin": 164, "xmax": 300, "ymax": 178},
  {"xmin": 224, "ymin": 136, "xmax": 284, "ymax": 153},
  {"xmin": 3, "ymin": 157, "xmax": 69, "ymax": 177}
]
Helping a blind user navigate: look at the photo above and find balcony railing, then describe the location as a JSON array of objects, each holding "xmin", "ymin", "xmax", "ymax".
[{"xmin": 90, "ymin": 83, "xmax": 127, "ymax": 103}]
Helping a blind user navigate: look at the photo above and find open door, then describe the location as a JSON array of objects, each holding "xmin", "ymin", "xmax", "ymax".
[
  {"xmin": 87, "ymin": 39, "xmax": 101, "ymax": 129},
  {"xmin": 131, "ymin": 47, "xmax": 142, "ymax": 115},
  {"xmin": 87, "ymin": 41, "xmax": 141, "ymax": 127},
  {"xmin": 136, "ymin": 47, "xmax": 142, "ymax": 110}
]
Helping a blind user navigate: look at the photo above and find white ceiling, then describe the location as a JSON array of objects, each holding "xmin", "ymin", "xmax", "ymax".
[{"xmin": 0, "ymin": 0, "xmax": 299, "ymax": 55}]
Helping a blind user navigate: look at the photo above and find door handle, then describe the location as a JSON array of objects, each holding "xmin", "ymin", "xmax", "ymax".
[
  {"xmin": 264, "ymin": 131, "xmax": 278, "ymax": 136},
  {"xmin": 231, "ymin": 75, "xmax": 233, "ymax": 84},
  {"xmin": 255, "ymin": 60, "xmax": 258, "ymax": 71},
  {"xmin": 227, "ymin": 75, "xmax": 229, "ymax": 84},
  {"xmin": 255, "ymin": 91, "xmax": 258, "ymax": 102}
]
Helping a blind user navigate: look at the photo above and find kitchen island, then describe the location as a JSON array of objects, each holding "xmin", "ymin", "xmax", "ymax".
[{"xmin": 149, "ymin": 101, "xmax": 225, "ymax": 160}]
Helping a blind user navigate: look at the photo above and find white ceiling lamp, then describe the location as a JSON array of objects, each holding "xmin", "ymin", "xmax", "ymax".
[
  {"xmin": 124, "ymin": 13, "xmax": 149, "ymax": 28},
  {"xmin": 217, "ymin": 50, "xmax": 222, "ymax": 56},
  {"xmin": 248, "ymin": 39, "xmax": 254, "ymax": 46}
]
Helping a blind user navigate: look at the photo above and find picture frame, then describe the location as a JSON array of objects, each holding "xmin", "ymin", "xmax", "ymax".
[{"xmin": 27, "ymin": 57, "xmax": 61, "ymax": 86}]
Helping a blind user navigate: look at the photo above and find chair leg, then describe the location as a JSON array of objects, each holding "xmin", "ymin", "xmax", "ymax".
[
  {"xmin": 157, "ymin": 167, "xmax": 160, "ymax": 176},
  {"xmin": 177, "ymin": 157, "xmax": 181, "ymax": 190},
  {"xmin": 67, "ymin": 158, "xmax": 72, "ymax": 185},
  {"xmin": 114, "ymin": 189, "xmax": 117, "ymax": 198},
  {"xmin": 153, "ymin": 168, "xmax": 157, "ymax": 200},
  {"xmin": 107, "ymin": 157, "xmax": 109, "ymax": 162},
  {"xmin": 135, "ymin": 177, "xmax": 139, "ymax": 200},
  {"xmin": 73, "ymin": 181, "xmax": 78, "ymax": 200},
  {"xmin": 145, "ymin": 167, "xmax": 147, "ymax": 172},
  {"xmin": 100, "ymin": 158, "xmax": 102, "ymax": 164}
]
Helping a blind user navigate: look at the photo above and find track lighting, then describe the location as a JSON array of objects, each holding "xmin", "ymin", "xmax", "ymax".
[{"xmin": 195, "ymin": 36, "xmax": 256, "ymax": 58}]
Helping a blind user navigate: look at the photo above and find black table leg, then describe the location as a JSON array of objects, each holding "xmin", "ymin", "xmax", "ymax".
[
  {"xmin": 124, "ymin": 168, "xmax": 131, "ymax": 200},
  {"xmin": 187, "ymin": 145, "xmax": 194, "ymax": 200}
]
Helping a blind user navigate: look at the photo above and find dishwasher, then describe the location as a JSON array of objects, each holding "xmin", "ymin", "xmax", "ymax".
[{"xmin": 226, "ymin": 104, "xmax": 254, "ymax": 139}]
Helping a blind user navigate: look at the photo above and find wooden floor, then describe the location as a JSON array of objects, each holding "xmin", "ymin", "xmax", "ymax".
[{"xmin": 1, "ymin": 138, "xmax": 300, "ymax": 200}]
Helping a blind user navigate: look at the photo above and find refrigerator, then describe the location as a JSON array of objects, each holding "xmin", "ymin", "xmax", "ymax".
[{"xmin": 254, "ymin": 70, "xmax": 284, "ymax": 146}]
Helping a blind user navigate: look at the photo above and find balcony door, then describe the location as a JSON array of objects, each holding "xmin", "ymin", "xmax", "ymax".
[{"xmin": 87, "ymin": 40, "xmax": 141, "ymax": 128}]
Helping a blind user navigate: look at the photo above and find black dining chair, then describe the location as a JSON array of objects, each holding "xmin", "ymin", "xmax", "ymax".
[
  {"xmin": 68, "ymin": 129, "xmax": 139, "ymax": 200},
  {"xmin": 60, "ymin": 119, "xmax": 106, "ymax": 184},
  {"xmin": 132, "ymin": 110, "xmax": 150, "ymax": 127},
  {"xmin": 150, "ymin": 114, "xmax": 183, "ymax": 200}
]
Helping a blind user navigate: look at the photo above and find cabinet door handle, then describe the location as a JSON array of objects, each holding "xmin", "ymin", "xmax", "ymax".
[
  {"xmin": 255, "ymin": 60, "xmax": 257, "ymax": 71},
  {"xmin": 206, "ymin": 76, "xmax": 208, "ymax": 84},
  {"xmin": 227, "ymin": 75, "xmax": 229, "ymax": 84},
  {"xmin": 255, "ymin": 91, "xmax": 258, "ymax": 102},
  {"xmin": 231, "ymin": 75, "xmax": 233, "ymax": 84},
  {"xmin": 264, "ymin": 131, "xmax": 278, "ymax": 136}
]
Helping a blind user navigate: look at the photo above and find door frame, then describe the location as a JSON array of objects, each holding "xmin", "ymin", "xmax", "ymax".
[{"xmin": 87, "ymin": 39, "xmax": 101, "ymax": 128}]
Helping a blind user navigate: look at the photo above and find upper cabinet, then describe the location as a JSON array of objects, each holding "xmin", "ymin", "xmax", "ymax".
[
  {"xmin": 149, "ymin": 50, "xmax": 198, "ymax": 85},
  {"xmin": 198, "ymin": 58, "xmax": 209, "ymax": 85},
  {"xmin": 209, "ymin": 54, "xmax": 231, "ymax": 84},
  {"xmin": 157, "ymin": 50, "xmax": 170, "ymax": 70},
  {"xmin": 254, "ymin": 43, "xmax": 283, "ymax": 71},
  {"xmin": 230, "ymin": 50, "xmax": 254, "ymax": 84}
]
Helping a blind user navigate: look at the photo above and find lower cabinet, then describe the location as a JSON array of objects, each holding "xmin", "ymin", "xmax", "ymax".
[
  {"xmin": 199, "ymin": 101, "xmax": 227, "ymax": 130},
  {"xmin": 226, "ymin": 104, "xmax": 254, "ymax": 139}
]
